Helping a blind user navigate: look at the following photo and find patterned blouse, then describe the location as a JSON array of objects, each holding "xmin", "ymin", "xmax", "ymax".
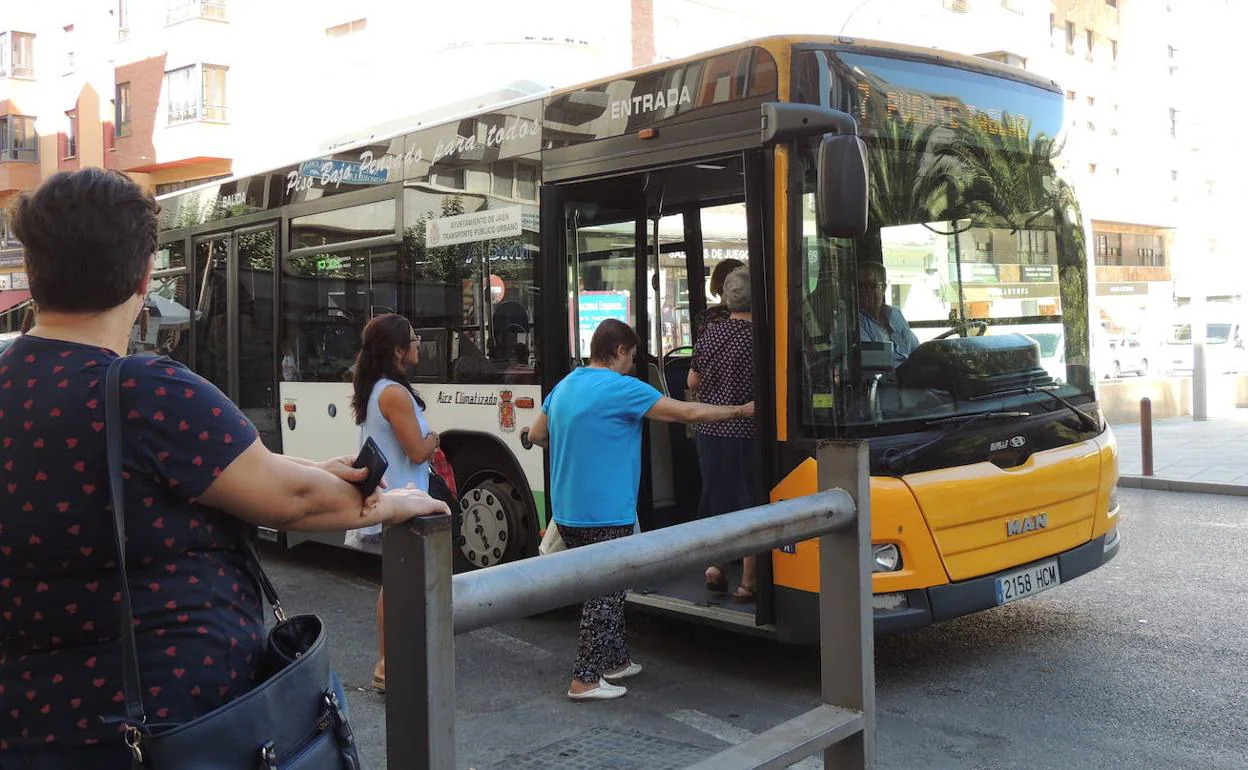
[
  {"xmin": 691, "ymin": 318, "xmax": 756, "ymax": 439},
  {"xmin": 0, "ymin": 336, "xmax": 262, "ymax": 751}
]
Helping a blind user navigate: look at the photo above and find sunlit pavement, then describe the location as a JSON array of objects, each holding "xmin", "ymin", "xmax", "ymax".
[{"xmin": 262, "ymin": 486, "xmax": 1248, "ymax": 769}]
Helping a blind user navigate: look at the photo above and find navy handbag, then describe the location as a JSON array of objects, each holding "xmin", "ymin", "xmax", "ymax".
[{"xmin": 104, "ymin": 358, "xmax": 364, "ymax": 769}]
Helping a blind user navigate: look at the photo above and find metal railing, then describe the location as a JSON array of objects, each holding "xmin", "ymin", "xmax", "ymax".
[{"xmin": 383, "ymin": 441, "xmax": 874, "ymax": 769}]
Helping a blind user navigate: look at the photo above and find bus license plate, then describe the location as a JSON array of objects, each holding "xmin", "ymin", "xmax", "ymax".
[{"xmin": 994, "ymin": 560, "xmax": 1060, "ymax": 605}]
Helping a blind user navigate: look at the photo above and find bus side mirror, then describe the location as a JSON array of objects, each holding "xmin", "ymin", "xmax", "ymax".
[{"xmin": 817, "ymin": 134, "xmax": 869, "ymax": 238}]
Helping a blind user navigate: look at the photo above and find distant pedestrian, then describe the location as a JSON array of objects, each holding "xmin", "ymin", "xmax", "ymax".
[
  {"xmin": 351, "ymin": 313, "xmax": 442, "ymax": 694},
  {"xmin": 688, "ymin": 267, "xmax": 760, "ymax": 602},
  {"xmin": 527, "ymin": 318, "xmax": 753, "ymax": 701}
]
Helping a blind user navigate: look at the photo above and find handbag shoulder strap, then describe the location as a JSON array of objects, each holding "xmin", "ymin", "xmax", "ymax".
[{"xmin": 105, "ymin": 356, "xmax": 147, "ymax": 727}]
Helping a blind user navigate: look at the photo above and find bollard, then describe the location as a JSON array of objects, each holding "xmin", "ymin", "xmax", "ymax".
[
  {"xmin": 1140, "ymin": 397, "xmax": 1154, "ymax": 476},
  {"xmin": 383, "ymin": 513, "xmax": 455, "ymax": 770}
]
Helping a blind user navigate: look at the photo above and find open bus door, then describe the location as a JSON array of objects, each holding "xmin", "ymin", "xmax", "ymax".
[{"xmin": 539, "ymin": 152, "xmax": 778, "ymax": 636}]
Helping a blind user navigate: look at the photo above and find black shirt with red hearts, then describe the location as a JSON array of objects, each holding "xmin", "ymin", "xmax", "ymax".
[{"xmin": 0, "ymin": 336, "xmax": 263, "ymax": 750}]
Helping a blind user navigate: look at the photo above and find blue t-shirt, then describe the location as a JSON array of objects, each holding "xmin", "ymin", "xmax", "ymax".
[{"xmin": 542, "ymin": 367, "xmax": 663, "ymax": 528}]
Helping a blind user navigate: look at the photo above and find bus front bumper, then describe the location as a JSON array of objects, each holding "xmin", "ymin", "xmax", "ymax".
[{"xmin": 775, "ymin": 528, "xmax": 1121, "ymax": 642}]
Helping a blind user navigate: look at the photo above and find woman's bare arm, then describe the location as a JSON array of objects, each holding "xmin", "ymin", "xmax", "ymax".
[
  {"xmin": 198, "ymin": 439, "xmax": 448, "ymax": 532},
  {"xmin": 379, "ymin": 385, "xmax": 439, "ymax": 464},
  {"xmin": 645, "ymin": 397, "xmax": 753, "ymax": 424}
]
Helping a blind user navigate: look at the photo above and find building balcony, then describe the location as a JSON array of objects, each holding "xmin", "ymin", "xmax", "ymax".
[
  {"xmin": 1095, "ymin": 265, "xmax": 1172, "ymax": 283},
  {"xmin": 0, "ymin": 156, "xmax": 39, "ymax": 194}
]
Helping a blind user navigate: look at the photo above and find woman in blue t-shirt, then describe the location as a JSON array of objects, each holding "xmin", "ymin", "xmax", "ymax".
[{"xmin": 528, "ymin": 319, "xmax": 752, "ymax": 701}]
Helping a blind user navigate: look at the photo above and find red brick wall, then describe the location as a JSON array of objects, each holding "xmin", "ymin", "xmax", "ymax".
[
  {"xmin": 112, "ymin": 55, "xmax": 167, "ymax": 173},
  {"xmin": 631, "ymin": 0, "xmax": 655, "ymax": 68}
]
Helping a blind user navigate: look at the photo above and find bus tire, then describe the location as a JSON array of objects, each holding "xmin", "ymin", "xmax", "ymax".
[{"xmin": 451, "ymin": 446, "xmax": 535, "ymax": 571}]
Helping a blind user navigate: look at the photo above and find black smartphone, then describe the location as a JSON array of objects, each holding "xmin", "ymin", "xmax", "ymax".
[{"xmin": 352, "ymin": 437, "xmax": 389, "ymax": 497}]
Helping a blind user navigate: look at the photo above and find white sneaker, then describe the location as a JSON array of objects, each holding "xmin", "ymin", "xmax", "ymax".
[
  {"xmin": 567, "ymin": 678, "xmax": 627, "ymax": 701},
  {"xmin": 604, "ymin": 661, "xmax": 643, "ymax": 683}
]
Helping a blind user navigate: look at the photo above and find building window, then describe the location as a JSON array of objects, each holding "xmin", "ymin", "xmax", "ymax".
[
  {"xmin": 1065, "ymin": 22, "xmax": 1075, "ymax": 54},
  {"xmin": 118, "ymin": 0, "xmax": 130, "ymax": 39},
  {"xmin": 115, "ymin": 82, "xmax": 132, "ymax": 137},
  {"xmin": 1088, "ymin": 163, "xmax": 1097, "ymax": 175},
  {"xmin": 1066, "ymin": 89, "xmax": 1075, "ymax": 101},
  {"xmin": 942, "ymin": 0, "xmax": 969, "ymax": 13},
  {"xmin": 326, "ymin": 18, "xmax": 367, "ymax": 37},
  {"xmin": 167, "ymin": 0, "xmax": 227, "ymax": 25},
  {"xmin": 1110, "ymin": 39, "xmax": 1118, "ymax": 61},
  {"xmin": 0, "ymin": 115, "xmax": 38, "ymax": 161},
  {"xmin": 202, "ymin": 65, "xmax": 227, "ymax": 121},
  {"xmin": 1171, "ymin": 169, "xmax": 1179, "ymax": 181},
  {"xmin": 1087, "ymin": 95, "xmax": 1095, "ymax": 107},
  {"xmin": 1086, "ymin": 29, "xmax": 1095, "ymax": 60},
  {"xmin": 1106, "ymin": 0, "xmax": 1117, "ymax": 7},
  {"xmin": 1169, "ymin": 108, "xmax": 1178, "ymax": 138},
  {"xmin": 0, "ymin": 32, "xmax": 36, "ymax": 78},
  {"xmin": 1087, "ymin": 121, "xmax": 1096, "ymax": 132},
  {"xmin": 166, "ymin": 64, "xmax": 228, "ymax": 123},
  {"xmin": 64, "ymin": 111, "xmax": 78, "ymax": 159}
]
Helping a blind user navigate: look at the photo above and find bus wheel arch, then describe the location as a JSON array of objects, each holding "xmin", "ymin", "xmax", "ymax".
[{"xmin": 441, "ymin": 432, "xmax": 538, "ymax": 571}]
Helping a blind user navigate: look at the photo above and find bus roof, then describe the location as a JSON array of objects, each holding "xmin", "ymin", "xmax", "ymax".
[{"xmin": 156, "ymin": 34, "xmax": 1061, "ymax": 204}]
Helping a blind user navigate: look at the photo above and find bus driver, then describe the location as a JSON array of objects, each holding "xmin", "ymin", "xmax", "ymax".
[{"xmin": 858, "ymin": 261, "xmax": 919, "ymax": 368}]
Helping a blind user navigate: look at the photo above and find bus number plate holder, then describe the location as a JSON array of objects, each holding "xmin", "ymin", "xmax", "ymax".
[{"xmin": 994, "ymin": 560, "xmax": 1060, "ymax": 605}]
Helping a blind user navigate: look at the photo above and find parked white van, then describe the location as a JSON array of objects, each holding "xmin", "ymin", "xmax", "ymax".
[{"xmin": 1163, "ymin": 319, "xmax": 1248, "ymax": 375}]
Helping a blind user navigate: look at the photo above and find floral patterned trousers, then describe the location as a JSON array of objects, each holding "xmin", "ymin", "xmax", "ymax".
[{"xmin": 560, "ymin": 524, "xmax": 635, "ymax": 683}]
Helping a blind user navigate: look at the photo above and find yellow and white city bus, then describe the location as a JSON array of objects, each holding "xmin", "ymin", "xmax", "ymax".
[{"xmin": 152, "ymin": 35, "xmax": 1120, "ymax": 641}]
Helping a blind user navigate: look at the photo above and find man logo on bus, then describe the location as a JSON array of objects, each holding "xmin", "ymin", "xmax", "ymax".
[{"xmin": 1006, "ymin": 513, "xmax": 1048, "ymax": 537}]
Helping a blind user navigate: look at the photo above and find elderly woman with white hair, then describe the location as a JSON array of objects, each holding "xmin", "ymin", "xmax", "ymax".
[{"xmin": 686, "ymin": 267, "xmax": 760, "ymax": 602}]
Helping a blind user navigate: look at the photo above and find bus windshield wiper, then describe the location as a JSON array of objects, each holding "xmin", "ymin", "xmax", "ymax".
[
  {"xmin": 881, "ymin": 410, "xmax": 1032, "ymax": 474},
  {"xmin": 972, "ymin": 385, "xmax": 1100, "ymax": 432}
]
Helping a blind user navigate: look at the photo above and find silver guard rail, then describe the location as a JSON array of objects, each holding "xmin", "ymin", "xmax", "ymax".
[{"xmin": 382, "ymin": 440, "xmax": 875, "ymax": 769}]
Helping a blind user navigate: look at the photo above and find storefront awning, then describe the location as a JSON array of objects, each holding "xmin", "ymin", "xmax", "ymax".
[{"xmin": 0, "ymin": 289, "xmax": 31, "ymax": 313}]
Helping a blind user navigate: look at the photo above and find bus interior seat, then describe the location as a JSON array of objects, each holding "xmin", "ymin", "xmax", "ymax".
[{"xmin": 644, "ymin": 357, "xmax": 677, "ymax": 510}]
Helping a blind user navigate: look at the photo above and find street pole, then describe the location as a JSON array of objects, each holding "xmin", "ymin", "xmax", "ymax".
[{"xmin": 1192, "ymin": 262, "xmax": 1208, "ymax": 421}]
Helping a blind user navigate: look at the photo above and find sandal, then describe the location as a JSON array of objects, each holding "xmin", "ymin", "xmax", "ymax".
[
  {"xmin": 731, "ymin": 585, "xmax": 756, "ymax": 604},
  {"xmin": 371, "ymin": 674, "xmax": 386, "ymax": 694},
  {"xmin": 705, "ymin": 567, "xmax": 728, "ymax": 594}
]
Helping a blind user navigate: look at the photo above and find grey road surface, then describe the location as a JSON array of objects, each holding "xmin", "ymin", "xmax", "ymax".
[{"xmin": 262, "ymin": 487, "xmax": 1248, "ymax": 769}]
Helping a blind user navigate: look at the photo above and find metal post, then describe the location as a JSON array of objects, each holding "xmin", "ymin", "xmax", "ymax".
[
  {"xmin": 817, "ymin": 441, "xmax": 874, "ymax": 769},
  {"xmin": 1140, "ymin": 397, "xmax": 1154, "ymax": 476},
  {"xmin": 1192, "ymin": 286, "xmax": 1208, "ymax": 421},
  {"xmin": 383, "ymin": 514, "xmax": 455, "ymax": 770}
]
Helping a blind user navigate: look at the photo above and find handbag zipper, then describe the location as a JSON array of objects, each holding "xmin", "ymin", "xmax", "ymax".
[{"xmin": 259, "ymin": 710, "xmax": 332, "ymax": 769}]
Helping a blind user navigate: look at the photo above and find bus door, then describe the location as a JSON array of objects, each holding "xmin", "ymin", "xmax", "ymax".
[
  {"xmin": 541, "ymin": 153, "xmax": 775, "ymax": 633},
  {"xmin": 191, "ymin": 223, "xmax": 280, "ymax": 450}
]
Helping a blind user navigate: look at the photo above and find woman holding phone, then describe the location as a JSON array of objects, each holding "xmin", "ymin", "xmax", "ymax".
[{"xmin": 351, "ymin": 314, "xmax": 441, "ymax": 693}]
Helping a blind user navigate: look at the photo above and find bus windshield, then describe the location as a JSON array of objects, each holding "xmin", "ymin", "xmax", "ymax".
[{"xmin": 794, "ymin": 49, "xmax": 1093, "ymax": 434}]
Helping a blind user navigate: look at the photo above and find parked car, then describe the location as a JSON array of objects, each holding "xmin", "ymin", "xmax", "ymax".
[
  {"xmin": 1098, "ymin": 334, "xmax": 1151, "ymax": 379},
  {"xmin": 1163, "ymin": 320, "xmax": 1248, "ymax": 375}
]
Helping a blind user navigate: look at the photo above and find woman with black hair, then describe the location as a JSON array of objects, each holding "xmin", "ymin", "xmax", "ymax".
[
  {"xmin": 351, "ymin": 313, "xmax": 441, "ymax": 693},
  {"xmin": 0, "ymin": 169, "xmax": 447, "ymax": 769}
]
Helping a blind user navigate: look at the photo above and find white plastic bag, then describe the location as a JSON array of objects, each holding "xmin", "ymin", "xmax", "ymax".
[{"xmin": 538, "ymin": 522, "xmax": 565, "ymax": 554}]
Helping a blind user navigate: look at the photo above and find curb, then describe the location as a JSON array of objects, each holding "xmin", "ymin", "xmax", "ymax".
[{"xmin": 1117, "ymin": 475, "xmax": 1248, "ymax": 497}]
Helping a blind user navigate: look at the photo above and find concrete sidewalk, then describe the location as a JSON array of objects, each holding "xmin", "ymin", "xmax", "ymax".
[{"xmin": 1111, "ymin": 408, "xmax": 1248, "ymax": 494}]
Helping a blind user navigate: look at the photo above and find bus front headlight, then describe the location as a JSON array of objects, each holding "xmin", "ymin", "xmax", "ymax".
[{"xmin": 872, "ymin": 543, "xmax": 901, "ymax": 573}]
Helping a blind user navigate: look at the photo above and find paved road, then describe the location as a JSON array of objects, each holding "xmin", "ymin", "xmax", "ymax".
[{"xmin": 263, "ymin": 487, "xmax": 1248, "ymax": 769}]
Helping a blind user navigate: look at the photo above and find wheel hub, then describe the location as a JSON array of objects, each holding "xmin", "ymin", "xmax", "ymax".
[{"xmin": 457, "ymin": 483, "xmax": 512, "ymax": 568}]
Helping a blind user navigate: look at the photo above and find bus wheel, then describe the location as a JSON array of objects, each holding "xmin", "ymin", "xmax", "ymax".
[{"xmin": 456, "ymin": 474, "xmax": 531, "ymax": 570}]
